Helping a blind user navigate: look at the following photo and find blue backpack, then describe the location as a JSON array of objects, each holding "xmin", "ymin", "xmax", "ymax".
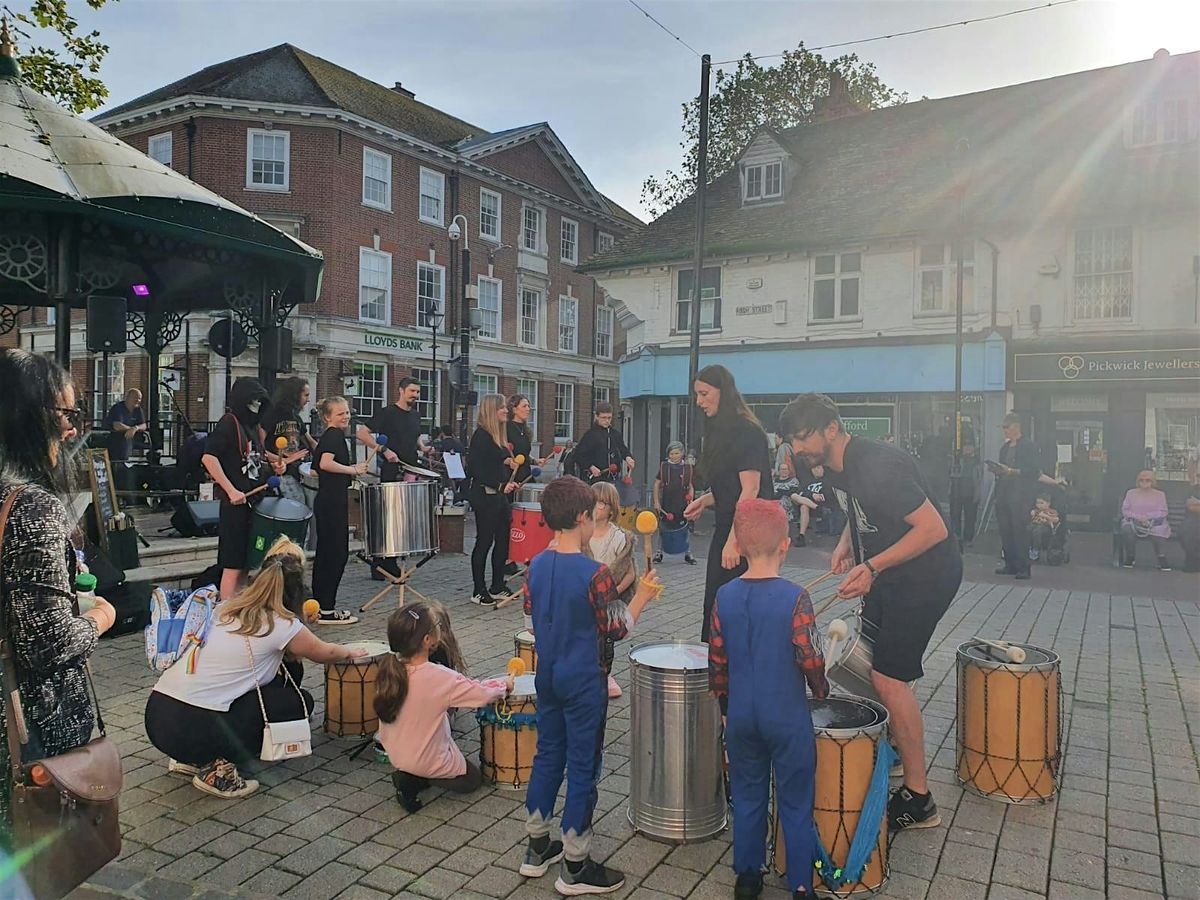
[{"xmin": 145, "ymin": 584, "xmax": 219, "ymax": 672}]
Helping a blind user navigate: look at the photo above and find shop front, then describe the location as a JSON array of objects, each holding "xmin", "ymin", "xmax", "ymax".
[{"xmin": 1012, "ymin": 343, "xmax": 1200, "ymax": 529}]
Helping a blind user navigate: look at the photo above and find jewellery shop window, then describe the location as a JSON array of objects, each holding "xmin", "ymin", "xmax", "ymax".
[{"xmin": 1146, "ymin": 393, "xmax": 1199, "ymax": 484}]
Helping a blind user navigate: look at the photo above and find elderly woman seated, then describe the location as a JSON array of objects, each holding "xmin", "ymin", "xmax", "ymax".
[{"xmin": 1119, "ymin": 470, "xmax": 1172, "ymax": 571}]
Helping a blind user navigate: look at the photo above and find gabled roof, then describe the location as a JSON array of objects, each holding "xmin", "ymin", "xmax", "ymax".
[
  {"xmin": 96, "ymin": 43, "xmax": 484, "ymax": 147},
  {"xmin": 581, "ymin": 51, "xmax": 1199, "ymax": 271}
]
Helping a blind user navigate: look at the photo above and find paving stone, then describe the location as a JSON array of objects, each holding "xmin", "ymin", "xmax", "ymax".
[
  {"xmin": 439, "ymin": 844, "xmax": 498, "ymax": 876},
  {"xmin": 357, "ymin": 865, "xmax": 414, "ymax": 894},
  {"xmin": 332, "ymin": 887, "xmax": 391, "ymax": 900},
  {"xmin": 339, "ymin": 841, "xmax": 401, "ymax": 872},
  {"xmin": 641, "ymin": 863, "xmax": 703, "ymax": 896},
  {"xmin": 277, "ymin": 835, "xmax": 357, "ymax": 877},
  {"xmin": 462, "ymin": 865, "xmax": 525, "ymax": 898},
  {"xmin": 279, "ymin": 861, "xmax": 364, "ymax": 900},
  {"xmin": 131, "ymin": 876, "xmax": 196, "ymax": 900},
  {"xmin": 206, "ymin": 848, "xmax": 281, "ymax": 889},
  {"xmin": 604, "ymin": 835, "xmax": 673, "ymax": 878},
  {"xmin": 401, "ymin": 866, "xmax": 469, "ymax": 900},
  {"xmin": 392, "ymin": 843, "xmax": 450, "ymax": 875}
]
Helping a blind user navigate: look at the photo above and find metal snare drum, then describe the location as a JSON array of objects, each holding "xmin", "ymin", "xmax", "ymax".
[
  {"xmin": 825, "ymin": 608, "xmax": 881, "ymax": 702},
  {"xmin": 361, "ymin": 481, "xmax": 438, "ymax": 558},
  {"xmin": 515, "ymin": 483, "xmax": 546, "ymax": 507}
]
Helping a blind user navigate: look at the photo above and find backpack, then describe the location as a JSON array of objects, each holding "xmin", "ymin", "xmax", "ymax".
[{"xmin": 145, "ymin": 584, "xmax": 219, "ymax": 672}]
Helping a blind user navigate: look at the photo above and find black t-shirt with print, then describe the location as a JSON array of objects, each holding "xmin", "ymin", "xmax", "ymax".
[
  {"xmin": 261, "ymin": 406, "xmax": 307, "ymax": 479},
  {"xmin": 707, "ymin": 417, "xmax": 774, "ymax": 527},
  {"xmin": 824, "ymin": 437, "xmax": 958, "ymax": 586},
  {"xmin": 204, "ymin": 414, "xmax": 264, "ymax": 498},
  {"xmin": 314, "ymin": 427, "xmax": 351, "ymax": 507},
  {"xmin": 368, "ymin": 403, "xmax": 422, "ymax": 482}
]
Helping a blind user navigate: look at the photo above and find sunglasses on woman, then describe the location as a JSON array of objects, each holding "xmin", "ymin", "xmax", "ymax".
[{"xmin": 55, "ymin": 407, "xmax": 83, "ymax": 429}]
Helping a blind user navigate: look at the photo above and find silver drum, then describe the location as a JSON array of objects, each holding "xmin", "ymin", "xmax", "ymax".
[
  {"xmin": 628, "ymin": 642, "xmax": 727, "ymax": 842},
  {"xmin": 825, "ymin": 609, "xmax": 879, "ymax": 701},
  {"xmin": 361, "ymin": 481, "xmax": 438, "ymax": 558},
  {"xmin": 515, "ymin": 483, "xmax": 546, "ymax": 508}
]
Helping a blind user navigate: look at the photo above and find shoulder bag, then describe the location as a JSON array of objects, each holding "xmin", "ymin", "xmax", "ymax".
[
  {"xmin": 0, "ymin": 487, "xmax": 122, "ymax": 900},
  {"xmin": 243, "ymin": 637, "xmax": 312, "ymax": 761}
]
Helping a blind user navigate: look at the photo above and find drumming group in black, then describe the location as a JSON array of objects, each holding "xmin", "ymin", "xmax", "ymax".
[{"xmin": 186, "ymin": 363, "xmax": 1058, "ymax": 899}]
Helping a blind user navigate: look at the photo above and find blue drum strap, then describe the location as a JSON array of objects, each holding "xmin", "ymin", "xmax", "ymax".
[{"xmin": 812, "ymin": 740, "xmax": 897, "ymax": 889}]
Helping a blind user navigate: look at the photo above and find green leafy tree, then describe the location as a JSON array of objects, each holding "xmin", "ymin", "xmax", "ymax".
[
  {"xmin": 641, "ymin": 46, "xmax": 906, "ymax": 219},
  {"xmin": 4, "ymin": 0, "xmax": 115, "ymax": 113}
]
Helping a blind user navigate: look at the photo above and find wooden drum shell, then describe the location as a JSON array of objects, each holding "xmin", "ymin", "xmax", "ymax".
[{"xmin": 478, "ymin": 675, "xmax": 539, "ymax": 789}]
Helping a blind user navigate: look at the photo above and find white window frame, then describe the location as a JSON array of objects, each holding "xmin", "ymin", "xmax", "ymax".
[
  {"xmin": 416, "ymin": 261, "xmax": 446, "ymax": 330},
  {"xmin": 519, "ymin": 287, "xmax": 541, "ymax": 348},
  {"xmin": 598, "ymin": 232, "xmax": 614, "ymax": 253},
  {"xmin": 476, "ymin": 275, "xmax": 502, "ymax": 341},
  {"xmin": 743, "ymin": 161, "xmax": 783, "ymax": 202},
  {"xmin": 554, "ymin": 382, "xmax": 575, "ymax": 441},
  {"xmin": 676, "ymin": 266, "xmax": 722, "ymax": 333},
  {"xmin": 94, "ymin": 356, "xmax": 125, "ymax": 420},
  {"xmin": 558, "ymin": 296, "xmax": 578, "ymax": 353},
  {"xmin": 245, "ymin": 128, "xmax": 290, "ymax": 191},
  {"xmin": 560, "ymin": 218, "xmax": 579, "ymax": 264},
  {"xmin": 359, "ymin": 248, "xmax": 392, "ymax": 325},
  {"xmin": 479, "ymin": 189, "xmax": 502, "ymax": 241},
  {"xmin": 594, "ymin": 386, "xmax": 612, "ymax": 407},
  {"xmin": 419, "ymin": 167, "xmax": 445, "ymax": 225},
  {"xmin": 522, "ymin": 205, "xmax": 544, "ymax": 254},
  {"xmin": 148, "ymin": 132, "xmax": 173, "ymax": 168},
  {"xmin": 595, "ymin": 305, "xmax": 614, "ymax": 360},
  {"xmin": 517, "ymin": 377, "xmax": 539, "ymax": 433},
  {"xmin": 353, "ymin": 362, "xmax": 387, "ymax": 420},
  {"xmin": 362, "ymin": 147, "xmax": 392, "ymax": 211},
  {"xmin": 1072, "ymin": 225, "xmax": 1134, "ymax": 323},
  {"xmin": 810, "ymin": 252, "xmax": 862, "ymax": 323},
  {"xmin": 916, "ymin": 242, "xmax": 974, "ymax": 316},
  {"xmin": 473, "ymin": 373, "xmax": 499, "ymax": 398},
  {"xmin": 410, "ymin": 367, "xmax": 438, "ymax": 429},
  {"xmin": 263, "ymin": 216, "xmax": 302, "ymax": 239}
]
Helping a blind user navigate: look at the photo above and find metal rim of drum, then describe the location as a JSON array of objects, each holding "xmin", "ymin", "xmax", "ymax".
[
  {"xmin": 251, "ymin": 497, "xmax": 313, "ymax": 521},
  {"xmin": 809, "ymin": 695, "xmax": 889, "ymax": 738},
  {"xmin": 486, "ymin": 672, "xmax": 537, "ymax": 702},
  {"xmin": 513, "ymin": 502, "xmax": 542, "ymax": 510},
  {"xmin": 629, "ymin": 641, "xmax": 710, "ymax": 673},
  {"xmin": 957, "ymin": 641, "xmax": 1059, "ymax": 673}
]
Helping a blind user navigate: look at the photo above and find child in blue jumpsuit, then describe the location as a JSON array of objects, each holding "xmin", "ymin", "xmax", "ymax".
[
  {"xmin": 519, "ymin": 475, "xmax": 661, "ymax": 896},
  {"xmin": 709, "ymin": 498, "xmax": 829, "ymax": 899}
]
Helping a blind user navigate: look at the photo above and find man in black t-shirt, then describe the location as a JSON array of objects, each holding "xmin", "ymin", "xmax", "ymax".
[
  {"xmin": 780, "ymin": 393, "xmax": 962, "ymax": 833},
  {"xmin": 355, "ymin": 377, "xmax": 424, "ymax": 483},
  {"xmin": 103, "ymin": 389, "xmax": 147, "ymax": 462},
  {"xmin": 991, "ymin": 413, "xmax": 1063, "ymax": 579}
]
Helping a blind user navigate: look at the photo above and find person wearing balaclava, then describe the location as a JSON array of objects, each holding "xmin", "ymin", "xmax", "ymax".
[{"xmin": 202, "ymin": 378, "xmax": 285, "ymax": 598}]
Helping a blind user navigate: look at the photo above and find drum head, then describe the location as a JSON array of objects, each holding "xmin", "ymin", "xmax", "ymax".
[
  {"xmin": 960, "ymin": 641, "xmax": 1058, "ymax": 670},
  {"xmin": 629, "ymin": 642, "xmax": 709, "ymax": 671},
  {"xmin": 402, "ymin": 461, "xmax": 440, "ymax": 480},
  {"xmin": 342, "ymin": 641, "xmax": 390, "ymax": 662},
  {"xmin": 492, "ymin": 672, "xmax": 537, "ymax": 701},
  {"xmin": 253, "ymin": 496, "xmax": 313, "ymax": 522},
  {"xmin": 516, "ymin": 630, "xmax": 535, "ymax": 645},
  {"xmin": 810, "ymin": 696, "xmax": 884, "ymax": 730}
]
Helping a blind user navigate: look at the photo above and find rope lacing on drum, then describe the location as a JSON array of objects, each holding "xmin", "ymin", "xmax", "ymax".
[{"xmin": 812, "ymin": 741, "xmax": 896, "ymax": 891}]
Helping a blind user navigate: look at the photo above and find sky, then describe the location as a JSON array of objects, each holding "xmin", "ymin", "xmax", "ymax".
[{"xmin": 68, "ymin": 0, "xmax": 1200, "ymax": 221}]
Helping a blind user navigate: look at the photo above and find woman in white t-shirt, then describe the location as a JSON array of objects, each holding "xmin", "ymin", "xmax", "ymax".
[{"xmin": 145, "ymin": 538, "xmax": 366, "ymax": 798}]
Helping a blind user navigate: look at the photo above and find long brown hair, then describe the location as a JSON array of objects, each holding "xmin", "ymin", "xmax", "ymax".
[
  {"xmin": 696, "ymin": 364, "xmax": 764, "ymax": 477},
  {"xmin": 425, "ymin": 598, "xmax": 466, "ymax": 672},
  {"xmin": 218, "ymin": 536, "xmax": 304, "ymax": 636},
  {"xmin": 476, "ymin": 393, "xmax": 507, "ymax": 450},
  {"xmin": 374, "ymin": 602, "xmax": 439, "ymax": 723}
]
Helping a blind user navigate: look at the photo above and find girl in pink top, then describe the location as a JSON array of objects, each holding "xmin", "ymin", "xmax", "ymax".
[{"xmin": 375, "ymin": 602, "xmax": 513, "ymax": 811}]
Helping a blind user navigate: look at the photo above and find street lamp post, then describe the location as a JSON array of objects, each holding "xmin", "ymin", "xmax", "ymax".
[
  {"xmin": 428, "ymin": 308, "xmax": 445, "ymax": 431},
  {"xmin": 448, "ymin": 214, "xmax": 472, "ymax": 440}
]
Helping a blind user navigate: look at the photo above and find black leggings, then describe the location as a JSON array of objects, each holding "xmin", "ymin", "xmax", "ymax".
[
  {"xmin": 312, "ymin": 493, "xmax": 349, "ymax": 611},
  {"xmin": 145, "ymin": 679, "xmax": 314, "ymax": 767},
  {"xmin": 701, "ymin": 519, "xmax": 746, "ymax": 643},
  {"xmin": 470, "ymin": 491, "xmax": 511, "ymax": 593}
]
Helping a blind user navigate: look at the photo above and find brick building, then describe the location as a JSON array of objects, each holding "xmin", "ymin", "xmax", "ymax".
[{"xmin": 19, "ymin": 43, "xmax": 641, "ymax": 449}]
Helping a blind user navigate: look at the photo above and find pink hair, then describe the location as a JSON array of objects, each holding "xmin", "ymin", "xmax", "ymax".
[{"xmin": 733, "ymin": 498, "xmax": 789, "ymax": 559}]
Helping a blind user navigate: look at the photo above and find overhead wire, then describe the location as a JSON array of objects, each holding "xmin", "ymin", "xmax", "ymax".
[{"xmin": 626, "ymin": 0, "xmax": 703, "ymax": 59}]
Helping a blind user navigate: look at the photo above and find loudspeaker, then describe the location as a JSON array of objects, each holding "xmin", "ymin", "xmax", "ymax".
[
  {"xmin": 260, "ymin": 326, "xmax": 293, "ymax": 373},
  {"xmin": 87, "ymin": 296, "xmax": 126, "ymax": 353},
  {"xmin": 171, "ymin": 500, "xmax": 220, "ymax": 537},
  {"xmin": 208, "ymin": 318, "xmax": 247, "ymax": 359}
]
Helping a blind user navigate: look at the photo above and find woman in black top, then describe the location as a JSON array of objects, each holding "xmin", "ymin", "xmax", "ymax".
[
  {"xmin": 683, "ymin": 365, "xmax": 774, "ymax": 642},
  {"xmin": 312, "ymin": 397, "xmax": 368, "ymax": 624},
  {"xmin": 505, "ymin": 393, "xmax": 543, "ymax": 485},
  {"xmin": 262, "ymin": 377, "xmax": 316, "ymax": 508},
  {"xmin": 467, "ymin": 394, "xmax": 517, "ymax": 606}
]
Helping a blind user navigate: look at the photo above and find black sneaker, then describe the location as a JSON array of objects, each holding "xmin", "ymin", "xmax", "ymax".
[
  {"xmin": 317, "ymin": 609, "xmax": 359, "ymax": 625},
  {"xmin": 734, "ymin": 871, "xmax": 764, "ymax": 898},
  {"xmin": 489, "ymin": 581, "xmax": 511, "ymax": 597},
  {"xmin": 519, "ymin": 836, "xmax": 564, "ymax": 877},
  {"xmin": 392, "ymin": 771, "xmax": 428, "ymax": 812},
  {"xmin": 652, "ymin": 551, "xmax": 664, "ymax": 564},
  {"xmin": 888, "ymin": 786, "xmax": 941, "ymax": 831},
  {"xmin": 555, "ymin": 857, "xmax": 625, "ymax": 895},
  {"xmin": 684, "ymin": 553, "xmax": 697, "ymax": 566},
  {"xmin": 470, "ymin": 591, "xmax": 496, "ymax": 607},
  {"xmin": 795, "ymin": 533, "xmax": 806, "ymax": 547},
  {"xmin": 504, "ymin": 562, "xmax": 521, "ymax": 577},
  {"xmin": 1157, "ymin": 557, "xmax": 1172, "ymax": 572}
]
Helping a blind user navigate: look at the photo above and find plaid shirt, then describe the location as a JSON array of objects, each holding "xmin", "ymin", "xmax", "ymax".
[
  {"xmin": 708, "ymin": 588, "xmax": 829, "ymax": 701},
  {"xmin": 523, "ymin": 561, "xmax": 628, "ymax": 642}
]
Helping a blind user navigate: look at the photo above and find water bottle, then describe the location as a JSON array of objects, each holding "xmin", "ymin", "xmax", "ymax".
[{"xmin": 75, "ymin": 572, "xmax": 98, "ymax": 613}]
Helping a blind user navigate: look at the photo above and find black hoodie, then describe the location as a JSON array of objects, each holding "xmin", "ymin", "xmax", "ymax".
[
  {"xmin": 205, "ymin": 378, "xmax": 269, "ymax": 495},
  {"xmin": 572, "ymin": 421, "xmax": 631, "ymax": 481}
]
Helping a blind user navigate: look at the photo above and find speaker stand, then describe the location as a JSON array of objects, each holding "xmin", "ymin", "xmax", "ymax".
[{"xmin": 357, "ymin": 550, "xmax": 437, "ymax": 613}]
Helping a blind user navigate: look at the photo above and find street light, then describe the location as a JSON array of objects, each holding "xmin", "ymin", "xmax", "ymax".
[{"xmin": 448, "ymin": 214, "xmax": 471, "ymax": 439}]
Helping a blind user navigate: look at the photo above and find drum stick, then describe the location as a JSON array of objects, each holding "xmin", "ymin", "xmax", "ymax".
[
  {"xmin": 505, "ymin": 455, "xmax": 526, "ymax": 488},
  {"xmin": 365, "ymin": 433, "xmax": 389, "ymax": 466},
  {"xmin": 824, "ymin": 618, "xmax": 850, "ymax": 662},
  {"xmin": 973, "ymin": 636, "xmax": 1026, "ymax": 664},
  {"xmin": 243, "ymin": 475, "xmax": 281, "ymax": 499}
]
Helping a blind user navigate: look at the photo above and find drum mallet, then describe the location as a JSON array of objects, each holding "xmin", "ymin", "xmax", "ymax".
[
  {"xmin": 516, "ymin": 465, "xmax": 543, "ymax": 489},
  {"xmin": 825, "ymin": 617, "xmax": 850, "ymax": 662},
  {"xmin": 364, "ymin": 433, "xmax": 388, "ymax": 466},
  {"xmin": 505, "ymin": 455, "xmax": 526, "ymax": 488},
  {"xmin": 243, "ymin": 475, "xmax": 282, "ymax": 500},
  {"xmin": 635, "ymin": 509, "xmax": 659, "ymax": 573},
  {"xmin": 973, "ymin": 636, "xmax": 1026, "ymax": 664}
]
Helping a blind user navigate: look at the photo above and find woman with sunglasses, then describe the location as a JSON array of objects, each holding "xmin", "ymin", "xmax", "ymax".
[{"xmin": 0, "ymin": 349, "xmax": 117, "ymax": 830}]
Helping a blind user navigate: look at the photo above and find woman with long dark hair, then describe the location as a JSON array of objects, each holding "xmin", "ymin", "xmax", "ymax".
[
  {"xmin": 682, "ymin": 365, "xmax": 774, "ymax": 642},
  {"xmin": 467, "ymin": 394, "xmax": 517, "ymax": 605},
  {"xmin": 506, "ymin": 394, "xmax": 543, "ymax": 485},
  {"xmin": 262, "ymin": 376, "xmax": 316, "ymax": 511},
  {"xmin": 0, "ymin": 349, "xmax": 117, "ymax": 830}
]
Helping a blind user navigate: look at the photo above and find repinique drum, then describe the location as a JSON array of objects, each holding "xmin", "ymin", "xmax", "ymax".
[
  {"xmin": 514, "ymin": 630, "xmax": 537, "ymax": 672},
  {"xmin": 628, "ymin": 642, "xmax": 726, "ymax": 842},
  {"xmin": 510, "ymin": 503, "xmax": 554, "ymax": 564},
  {"xmin": 361, "ymin": 480, "xmax": 438, "ymax": 558},
  {"xmin": 515, "ymin": 483, "xmax": 547, "ymax": 507},
  {"xmin": 825, "ymin": 609, "xmax": 882, "ymax": 702},
  {"xmin": 659, "ymin": 523, "xmax": 689, "ymax": 556},
  {"xmin": 247, "ymin": 497, "xmax": 312, "ymax": 571},
  {"xmin": 773, "ymin": 696, "xmax": 890, "ymax": 896},
  {"xmin": 324, "ymin": 641, "xmax": 390, "ymax": 737},
  {"xmin": 957, "ymin": 641, "xmax": 1061, "ymax": 804},
  {"xmin": 477, "ymin": 673, "xmax": 538, "ymax": 788}
]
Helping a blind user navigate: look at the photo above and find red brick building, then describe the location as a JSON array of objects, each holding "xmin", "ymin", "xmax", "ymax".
[{"xmin": 40, "ymin": 43, "xmax": 641, "ymax": 448}]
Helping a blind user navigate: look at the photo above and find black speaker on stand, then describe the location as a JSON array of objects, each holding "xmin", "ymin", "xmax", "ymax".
[
  {"xmin": 260, "ymin": 325, "xmax": 293, "ymax": 373},
  {"xmin": 87, "ymin": 297, "xmax": 127, "ymax": 353}
]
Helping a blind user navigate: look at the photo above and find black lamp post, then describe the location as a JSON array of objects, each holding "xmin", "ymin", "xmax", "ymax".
[
  {"xmin": 428, "ymin": 308, "xmax": 445, "ymax": 431},
  {"xmin": 448, "ymin": 214, "xmax": 472, "ymax": 440}
]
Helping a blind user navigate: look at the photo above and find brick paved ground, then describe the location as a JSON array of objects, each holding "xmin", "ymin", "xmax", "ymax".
[{"xmin": 69, "ymin": 541, "xmax": 1199, "ymax": 900}]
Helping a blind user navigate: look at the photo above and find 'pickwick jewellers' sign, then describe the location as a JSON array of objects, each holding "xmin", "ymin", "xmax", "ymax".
[{"xmin": 1013, "ymin": 348, "xmax": 1200, "ymax": 383}]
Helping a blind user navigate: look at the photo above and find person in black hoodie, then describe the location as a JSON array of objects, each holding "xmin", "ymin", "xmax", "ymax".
[
  {"xmin": 572, "ymin": 403, "xmax": 634, "ymax": 483},
  {"xmin": 467, "ymin": 394, "xmax": 517, "ymax": 606},
  {"xmin": 202, "ymin": 378, "xmax": 284, "ymax": 599}
]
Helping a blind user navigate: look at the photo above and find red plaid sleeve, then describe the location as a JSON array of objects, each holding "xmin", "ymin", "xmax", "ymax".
[
  {"xmin": 792, "ymin": 590, "xmax": 829, "ymax": 699},
  {"xmin": 708, "ymin": 605, "xmax": 728, "ymax": 699},
  {"xmin": 523, "ymin": 580, "xmax": 532, "ymax": 617},
  {"xmin": 587, "ymin": 564, "xmax": 628, "ymax": 641}
]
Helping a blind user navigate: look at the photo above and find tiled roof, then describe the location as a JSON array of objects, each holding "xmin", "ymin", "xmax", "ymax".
[{"xmin": 581, "ymin": 51, "xmax": 1199, "ymax": 271}]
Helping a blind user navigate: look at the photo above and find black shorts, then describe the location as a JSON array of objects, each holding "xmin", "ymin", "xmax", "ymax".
[
  {"xmin": 862, "ymin": 565, "xmax": 961, "ymax": 682},
  {"xmin": 217, "ymin": 500, "xmax": 252, "ymax": 570}
]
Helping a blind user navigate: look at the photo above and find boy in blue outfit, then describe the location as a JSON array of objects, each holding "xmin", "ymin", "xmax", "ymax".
[
  {"xmin": 709, "ymin": 498, "xmax": 829, "ymax": 899},
  {"xmin": 520, "ymin": 475, "xmax": 661, "ymax": 895}
]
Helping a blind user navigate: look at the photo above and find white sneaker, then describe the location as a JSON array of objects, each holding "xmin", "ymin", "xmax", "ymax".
[{"xmin": 168, "ymin": 759, "xmax": 202, "ymax": 777}]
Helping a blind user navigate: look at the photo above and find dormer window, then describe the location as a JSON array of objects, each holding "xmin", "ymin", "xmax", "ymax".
[
  {"xmin": 1128, "ymin": 96, "xmax": 1196, "ymax": 147},
  {"xmin": 743, "ymin": 161, "xmax": 783, "ymax": 203}
]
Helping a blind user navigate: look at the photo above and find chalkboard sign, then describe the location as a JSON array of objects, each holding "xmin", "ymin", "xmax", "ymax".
[{"xmin": 86, "ymin": 448, "xmax": 120, "ymax": 547}]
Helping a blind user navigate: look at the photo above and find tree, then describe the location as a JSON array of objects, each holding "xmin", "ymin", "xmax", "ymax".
[
  {"xmin": 641, "ymin": 46, "xmax": 906, "ymax": 219},
  {"xmin": 4, "ymin": 0, "xmax": 115, "ymax": 113}
]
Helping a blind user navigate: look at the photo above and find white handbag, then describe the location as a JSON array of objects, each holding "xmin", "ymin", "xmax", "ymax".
[{"xmin": 245, "ymin": 638, "xmax": 312, "ymax": 761}]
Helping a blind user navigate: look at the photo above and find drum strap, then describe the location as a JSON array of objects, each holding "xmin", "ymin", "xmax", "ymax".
[
  {"xmin": 842, "ymin": 487, "xmax": 866, "ymax": 565},
  {"xmin": 812, "ymin": 741, "xmax": 896, "ymax": 890}
]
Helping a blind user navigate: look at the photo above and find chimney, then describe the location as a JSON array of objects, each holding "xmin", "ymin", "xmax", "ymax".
[
  {"xmin": 813, "ymin": 72, "xmax": 865, "ymax": 122},
  {"xmin": 392, "ymin": 81, "xmax": 415, "ymax": 99}
]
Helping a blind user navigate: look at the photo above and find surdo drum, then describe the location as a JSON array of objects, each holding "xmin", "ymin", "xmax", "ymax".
[
  {"xmin": 246, "ymin": 497, "xmax": 312, "ymax": 571},
  {"xmin": 360, "ymin": 480, "xmax": 438, "ymax": 558},
  {"xmin": 477, "ymin": 673, "xmax": 538, "ymax": 788},
  {"xmin": 324, "ymin": 641, "xmax": 390, "ymax": 737},
  {"xmin": 514, "ymin": 630, "xmax": 537, "ymax": 672},
  {"xmin": 957, "ymin": 641, "xmax": 1061, "ymax": 803},
  {"xmin": 509, "ymin": 501, "xmax": 554, "ymax": 565}
]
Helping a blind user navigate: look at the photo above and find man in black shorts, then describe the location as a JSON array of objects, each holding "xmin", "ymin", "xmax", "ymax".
[{"xmin": 780, "ymin": 393, "xmax": 962, "ymax": 831}]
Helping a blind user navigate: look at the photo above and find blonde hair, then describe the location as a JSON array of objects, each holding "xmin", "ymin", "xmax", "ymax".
[
  {"xmin": 218, "ymin": 536, "xmax": 303, "ymax": 636},
  {"xmin": 318, "ymin": 396, "xmax": 349, "ymax": 422},
  {"xmin": 476, "ymin": 393, "xmax": 507, "ymax": 450},
  {"xmin": 591, "ymin": 481, "xmax": 620, "ymax": 519},
  {"xmin": 426, "ymin": 598, "xmax": 466, "ymax": 672}
]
